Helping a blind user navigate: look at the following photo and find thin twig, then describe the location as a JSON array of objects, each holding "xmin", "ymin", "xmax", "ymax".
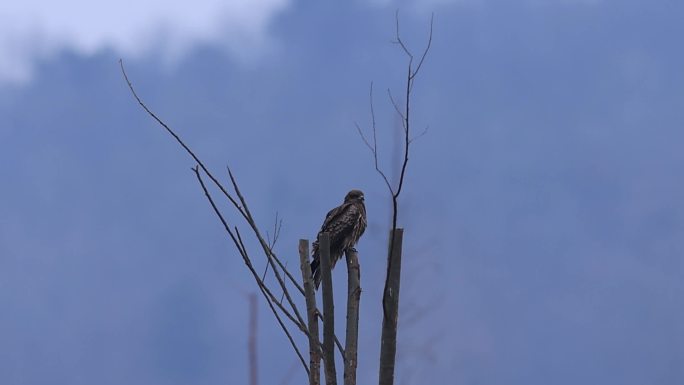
[
  {"xmin": 261, "ymin": 260, "xmax": 271, "ymax": 282},
  {"xmin": 354, "ymin": 122, "xmax": 374, "ymax": 153},
  {"xmin": 280, "ymin": 261, "xmax": 288, "ymax": 304},
  {"xmin": 392, "ymin": 10, "xmax": 413, "ymax": 63},
  {"xmin": 236, "ymin": 228, "xmax": 310, "ymax": 377},
  {"xmin": 409, "ymin": 125, "xmax": 429, "ymax": 144},
  {"xmin": 228, "ymin": 167, "xmax": 307, "ymax": 297},
  {"xmin": 409, "ymin": 13, "xmax": 434, "ymax": 83},
  {"xmin": 267, "ymin": 211, "xmax": 283, "ymax": 251},
  {"xmin": 387, "ymin": 89, "xmax": 407, "ymax": 129},
  {"xmin": 355, "ymin": 82, "xmax": 394, "ymax": 194}
]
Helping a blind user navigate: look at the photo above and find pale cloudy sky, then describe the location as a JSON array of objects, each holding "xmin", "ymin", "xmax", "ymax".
[
  {"xmin": 0, "ymin": 0, "xmax": 612, "ymax": 82},
  {"xmin": 0, "ymin": 0, "xmax": 289, "ymax": 82}
]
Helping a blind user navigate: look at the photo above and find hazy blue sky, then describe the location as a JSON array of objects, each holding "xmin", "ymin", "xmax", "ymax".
[{"xmin": 1, "ymin": 1, "xmax": 682, "ymax": 384}]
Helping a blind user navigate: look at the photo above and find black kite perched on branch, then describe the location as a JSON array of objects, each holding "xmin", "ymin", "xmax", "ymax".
[{"xmin": 311, "ymin": 189, "xmax": 367, "ymax": 289}]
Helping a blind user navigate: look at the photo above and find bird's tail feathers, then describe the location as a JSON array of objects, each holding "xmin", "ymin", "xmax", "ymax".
[
  {"xmin": 311, "ymin": 252, "xmax": 346, "ymax": 290},
  {"xmin": 310, "ymin": 258, "xmax": 321, "ymax": 290}
]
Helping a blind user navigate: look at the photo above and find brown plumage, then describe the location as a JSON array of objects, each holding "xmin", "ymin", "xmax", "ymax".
[{"xmin": 310, "ymin": 189, "xmax": 367, "ymax": 289}]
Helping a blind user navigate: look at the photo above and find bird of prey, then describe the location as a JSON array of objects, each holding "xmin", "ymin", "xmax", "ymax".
[{"xmin": 310, "ymin": 189, "xmax": 367, "ymax": 289}]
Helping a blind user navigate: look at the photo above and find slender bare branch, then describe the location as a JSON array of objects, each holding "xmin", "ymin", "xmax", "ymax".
[
  {"xmin": 227, "ymin": 167, "xmax": 307, "ymax": 297},
  {"xmin": 280, "ymin": 263, "xmax": 288, "ymax": 304},
  {"xmin": 121, "ymin": 61, "xmax": 309, "ymax": 311},
  {"xmin": 354, "ymin": 122, "xmax": 374, "ymax": 152},
  {"xmin": 274, "ymin": 213, "xmax": 283, "ymax": 248},
  {"xmin": 409, "ymin": 125, "xmax": 429, "ymax": 144},
  {"xmin": 122, "ymin": 61, "xmax": 310, "ymax": 334},
  {"xmin": 236, "ymin": 228, "xmax": 310, "ymax": 376},
  {"xmin": 392, "ymin": 64, "xmax": 411, "ymax": 204},
  {"xmin": 387, "ymin": 89, "xmax": 407, "ymax": 128},
  {"xmin": 224, "ymin": 170, "xmax": 352, "ymax": 371},
  {"xmin": 119, "ymin": 60, "xmax": 245, "ymax": 215},
  {"xmin": 393, "ymin": 10, "xmax": 413, "ymax": 63},
  {"xmin": 267, "ymin": 212, "xmax": 283, "ymax": 251},
  {"xmin": 261, "ymin": 259, "xmax": 271, "ymax": 282},
  {"xmin": 410, "ymin": 13, "xmax": 434, "ymax": 82},
  {"xmin": 369, "ymin": 82, "xmax": 379, "ymax": 152},
  {"xmin": 230, "ymin": 226, "xmax": 306, "ymax": 334},
  {"xmin": 355, "ymin": 82, "xmax": 394, "ymax": 195},
  {"xmin": 192, "ymin": 166, "xmax": 303, "ymax": 332},
  {"xmin": 225, "ymin": 168, "xmax": 309, "ymax": 344},
  {"xmin": 192, "ymin": 166, "xmax": 309, "ymax": 374}
]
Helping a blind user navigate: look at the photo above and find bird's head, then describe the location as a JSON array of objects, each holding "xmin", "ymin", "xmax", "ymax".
[{"xmin": 344, "ymin": 189, "xmax": 365, "ymax": 203}]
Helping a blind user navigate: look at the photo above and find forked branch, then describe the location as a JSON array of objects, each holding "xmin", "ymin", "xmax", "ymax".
[
  {"xmin": 354, "ymin": 12, "xmax": 433, "ymax": 385},
  {"xmin": 355, "ymin": 12, "xmax": 434, "ymax": 231}
]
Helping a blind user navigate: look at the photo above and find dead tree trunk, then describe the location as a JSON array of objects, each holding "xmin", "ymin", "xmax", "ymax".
[
  {"xmin": 378, "ymin": 229, "xmax": 404, "ymax": 385},
  {"xmin": 299, "ymin": 240, "xmax": 321, "ymax": 385},
  {"xmin": 319, "ymin": 233, "xmax": 338, "ymax": 385},
  {"xmin": 343, "ymin": 249, "xmax": 361, "ymax": 385}
]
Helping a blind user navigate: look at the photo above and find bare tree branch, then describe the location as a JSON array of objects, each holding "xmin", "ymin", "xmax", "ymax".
[
  {"xmin": 409, "ymin": 13, "xmax": 434, "ymax": 82},
  {"xmin": 192, "ymin": 166, "xmax": 309, "ymax": 375},
  {"xmin": 392, "ymin": 10, "xmax": 414, "ymax": 63},
  {"xmin": 227, "ymin": 167, "xmax": 307, "ymax": 298},
  {"xmin": 235, "ymin": 227, "xmax": 310, "ymax": 376},
  {"xmin": 355, "ymin": 82, "xmax": 394, "ymax": 194},
  {"xmin": 119, "ymin": 59, "xmax": 244, "ymax": 215},
  {"xmin": 261, "ymin": 259, "xmax": 271, "ymax": 282},
  {"xmin": 354, "ymin": 122, "xmax": 374, "ymax": 153},
  {"xmin": 408, "ymin": 125, "xmax": 429, "ymax": 144},
  {"xmin": 266, "ymin": 211, "xmax": 283, "ymax": 251},
  {"xmin": 385, "ymin": 9, "xmax": 433, "ymax": 288},
  {"xmin": 386, "ymin": 88, "xmax": 407, "ymax": 130}
]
